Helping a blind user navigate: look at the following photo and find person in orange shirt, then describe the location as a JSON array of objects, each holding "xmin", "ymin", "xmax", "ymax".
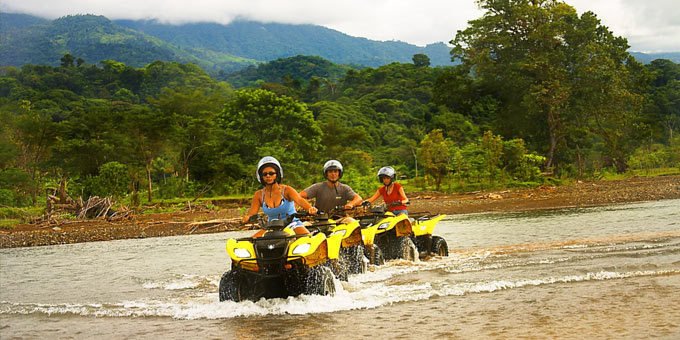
[{"xmin": 364, "ymin": 166, "xmax": 409, "ymax": 215}]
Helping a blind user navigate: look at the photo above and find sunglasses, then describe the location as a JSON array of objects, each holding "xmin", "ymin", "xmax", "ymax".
[{"xmin": 261, "ymin": 171, "xmax": 277, "ymax": 177}]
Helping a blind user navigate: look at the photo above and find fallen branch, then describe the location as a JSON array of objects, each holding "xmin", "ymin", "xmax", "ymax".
[{"xmin": 186, "ymin": 218, "xmax": 240, "ymax": 234}]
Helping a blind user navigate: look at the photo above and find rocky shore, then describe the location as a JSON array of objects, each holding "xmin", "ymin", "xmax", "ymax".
[{"xmin": 1, "ymin": 175, "xmax": 679, "ymax": 249}]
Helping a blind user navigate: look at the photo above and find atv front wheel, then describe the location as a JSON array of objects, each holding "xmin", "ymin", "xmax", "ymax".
[
  {"xmin": 365, "ymin": 244, "xmax": 385, "ymax": 266},
  {"xmin": 341, "ymin": 244, "xmax": 368, "ymax": 274},
  {"xmin": 219, "ymin": 270, "xmax": 241, "ymax": 302},
  {"xmin": 431, "ymin": 236, "xmax": 449, "ymax": 256},
  {"xmin": 394, "ymin": 236, "xmax": 417, "ymax": 261},
  {"xmin": 305, "ymin": 266, "xmax": 336, "ymax": 296}
]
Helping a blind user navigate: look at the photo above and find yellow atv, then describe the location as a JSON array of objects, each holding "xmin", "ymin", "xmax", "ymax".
[
  {"xmin": 411, "ymin": 212, "xmax": 448, "ymax": 257},
  {"xmin": 304, "ymin": 208, "xmax": 383, "ymax": 276},
  {"xmin": 218, "ymin": 214, "xmax": 343, "ymax": 302},
  {"xmin": 358, "ymin": 203, "xmax": 448, "ymax": 261}
]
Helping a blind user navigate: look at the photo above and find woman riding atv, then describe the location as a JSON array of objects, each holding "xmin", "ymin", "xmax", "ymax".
[
  {"xmin": 221, "ymin": 157, "xmax": 339, "ymax": 302},
  {"xmin": 242, "ymin": 156, "xmax": 318, "ymax": 236}
]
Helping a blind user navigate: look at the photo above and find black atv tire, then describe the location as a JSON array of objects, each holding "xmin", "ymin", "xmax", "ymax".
[
  {"xmin": 431, "ymin": 236, "xmax": 449, "ymax": 256},
  {"xmin": 365, "ymin": 244, "xmax": 385, "ymax": 266},
  {"xmin": 341, "ymin": 244, "xmax": 368, "ymax": 274},
  {"xmin": 305, "ymin": 266, "xmax": 336, "ymax": 296},
  {"xmin": 394, "ymin": 236, "xmax": 418, "ymax": 262},
  {"xmin": 219, "ymin": 270, "xmax": 241, "ymax": 302}
]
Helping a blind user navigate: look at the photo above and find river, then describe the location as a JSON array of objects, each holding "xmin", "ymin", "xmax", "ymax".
[{"xmin": 1, "ymin": 199, "xmax": 679, "ymax": 339}]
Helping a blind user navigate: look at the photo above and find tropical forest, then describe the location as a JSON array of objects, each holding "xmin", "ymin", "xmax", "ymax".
[{"xmin": 1, "ymin": 0, "xmax": 679, "ymax": 221}]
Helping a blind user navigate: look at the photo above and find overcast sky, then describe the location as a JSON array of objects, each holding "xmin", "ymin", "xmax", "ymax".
[{"xmin": 2, "ymin": 0, "xmax": 678, "ymax": 53}]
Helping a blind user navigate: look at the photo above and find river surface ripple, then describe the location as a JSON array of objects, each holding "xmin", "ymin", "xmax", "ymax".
[{"xmin": 1, "ymin": 199, "xmax": 679, "ymax": 339}]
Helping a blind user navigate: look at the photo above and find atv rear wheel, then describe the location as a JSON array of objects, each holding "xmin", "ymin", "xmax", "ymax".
[
  {"xmin": 395, "ymin": 236, "xmax": 417, "ymax": 262},
  {"xmin": 431, "ymin": 236, "xmax": 449, "ymax": 256},
  {"xmin": 219, "ymin": 270, "xmax": 241, "ymax": 302},
  {"xmin": 305, "ymin": 266, "xmax": 336, "ymax": 296}
]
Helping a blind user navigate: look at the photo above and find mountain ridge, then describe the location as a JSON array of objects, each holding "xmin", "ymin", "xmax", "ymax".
[
  {"xmin": 1, "ymin": 12, "xmax": 678, "ymax": 74},
  {"xmin": 114, "ymin": 18, "xmax": 454, "ymax": 67},
  {"xmin": 0, "ymin": 13, "xmax": 454, "ymax": 73}
]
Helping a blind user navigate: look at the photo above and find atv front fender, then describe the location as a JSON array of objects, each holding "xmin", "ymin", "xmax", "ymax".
[
  {"xmin": 325, "ymin": 232, "xmax": 343, "ymax": 259},
  {"xmin": 226, "ymin": 238, "xmax": 256, "ymax": 264},
  {"xmin": 360, "ymin": 223, "xmax": 379, "ymax": 245}
]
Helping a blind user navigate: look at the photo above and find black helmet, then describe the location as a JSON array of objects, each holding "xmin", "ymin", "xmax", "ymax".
[
  {"xmin": 256, "ymin": 156, "xmax": 282, "ymax": 184},
  {"xmin": 323, "ymin": 159, "xmax": 343, "ymax": 180}
]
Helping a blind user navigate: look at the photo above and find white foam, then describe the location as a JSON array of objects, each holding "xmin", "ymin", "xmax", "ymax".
[
  {"xmin": 3, "ymin": 269, "xmax": 678, "ymax": 319},
  {"xmin": 438, "ymin": 269, "xmax": 680, "ymax": 296},
  {"xmin": 562, "ymin": 244, "xmax": 589, "ymax": 249}
]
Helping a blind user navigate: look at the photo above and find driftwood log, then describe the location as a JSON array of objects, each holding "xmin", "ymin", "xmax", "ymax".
[
  {"xmin": 43, "ymin": 194, "xmax": 133, "ymax": 223},
  {"xmin": 186, "ymin": 218, "xmax": 241, "ymax": 234}
]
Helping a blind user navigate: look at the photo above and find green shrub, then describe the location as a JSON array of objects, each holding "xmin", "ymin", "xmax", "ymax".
[
  {"xmin": 0, "ymin": 206, "xmax": 43, "ymax": 221},
  {"xmin": 0, "ymin": 189, "xmax": 13, "ymax": 206},
  {"xmin": 98, "ymin": 162, "xmax": 130, "ymax": 197},
  {"xmin": 157, "ymin": 177, "xmax": 200, "ymax": 199}
]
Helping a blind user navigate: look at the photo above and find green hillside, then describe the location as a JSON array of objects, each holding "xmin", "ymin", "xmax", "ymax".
[
  {"xmin": 0, "ymin": 13, "xmax": 257, "ymax": 72},
  {"xmin": 3, "ymin": 12, "xmax": 675, "ymax": 77},
  {"xmin": 114, "ymin": 19, "xmax": 454, "ymax": 67},
  {"xmin": 1, "ymin": 13, "xmax": 453, "ymax": 73},
  {"xmin": 630, "ymin": 52, "xmax": 680, "ymax": 64}
]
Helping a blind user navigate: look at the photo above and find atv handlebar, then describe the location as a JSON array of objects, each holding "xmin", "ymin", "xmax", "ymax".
[
  {"xmin": 360, "ymin": 201, "xmax": 410, "ymax": 209},
  {"xmin": 242, "ymin": 211, "xmax": 314, "ymax": 229}
]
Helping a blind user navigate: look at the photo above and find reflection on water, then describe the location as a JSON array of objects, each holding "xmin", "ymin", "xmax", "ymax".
[{"xmin": 1, "ymin": 199, "xmax": 679, "ymax": 338}]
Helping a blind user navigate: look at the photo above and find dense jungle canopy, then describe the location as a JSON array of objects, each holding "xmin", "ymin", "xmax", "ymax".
[{"xmin": 1, "ymin": 0, "xmax": 678, "ymax": 207}]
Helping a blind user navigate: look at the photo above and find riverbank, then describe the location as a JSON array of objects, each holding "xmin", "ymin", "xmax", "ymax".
[{"xmin": 1, "ymin": 175, "xmax": 679, "ymax": 248}]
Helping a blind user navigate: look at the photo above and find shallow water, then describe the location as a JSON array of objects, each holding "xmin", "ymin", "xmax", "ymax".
[{"xmin": 1, "ymin": 199, "xmax": 679, "ymax": 339}]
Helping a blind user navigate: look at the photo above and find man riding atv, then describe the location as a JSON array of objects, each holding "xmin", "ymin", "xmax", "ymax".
[{"xmin": 300, "ymin": 159, "xmax": 363, "ymax": 216}]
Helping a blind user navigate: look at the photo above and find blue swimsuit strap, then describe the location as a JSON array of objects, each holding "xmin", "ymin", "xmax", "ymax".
[{"xmin": 261, "ymin": 185, "xmax": 286, "ymax": 209}]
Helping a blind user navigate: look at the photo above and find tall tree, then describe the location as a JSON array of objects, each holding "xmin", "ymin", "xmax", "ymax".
[
  {"xmin": 419, "ymin": 129, "xmax": 452, "ymax": 190},
  {"xmin": 412, "ymin": 54, "xmax": 431, "ymax": 68},
  {"xmin": 452, "ymin": 0, "xmax": 643, "ymax": 172},
  {"xmin": 123, "ymin": 103, "xmax": 173, "ymax": 202},
  {"xmin": 217, "ymin": 89, "xmax": 322, "ymax": 186},
  {"xmin": 148, "ymin": 84, "xmax": 232, "ymax": 183},
  {"xmin": 645, "ymin": 59, "xmax": 680, "ymax": 142},
  {"xmin": 10, "ymin": 100, "xmax": 59, "ymax": 203}
]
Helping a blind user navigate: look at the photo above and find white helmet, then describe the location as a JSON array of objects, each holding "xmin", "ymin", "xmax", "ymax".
[
  {"xmin": 377, "ymin": 166, "xmax": 396, "ymax": 182},
  {"xmin": 256, "ymin": 156, "xmax": 282, "ymax": 184},
  {"xmin": 323, "ymin": 159, "xmax": 343, "ymax": 180}
]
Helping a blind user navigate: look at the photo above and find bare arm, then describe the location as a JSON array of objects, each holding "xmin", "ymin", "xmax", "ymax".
[
  {"xmin": 242, "ymin": 190, "xmax": 262, "ymax": 223},
  {"xmin": 345, "ymin": 193, "xmax": 363, "ymax": 209},
  {"xmin": 398, "ymin": 186, "xmax": 409, "ymax": 204}
]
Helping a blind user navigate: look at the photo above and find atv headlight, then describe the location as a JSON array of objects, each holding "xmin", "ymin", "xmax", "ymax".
[
  {"xmin": 378, "ymin": 222, "xmax": 390, "ymax": 230},
  {"xmin": 332, "ymin": 230, "xmax": 347, "ymax": 237},
  {"xmin": 292, "ymin": 243, "xmax": 311, "ymax": 255},
  {"xmin": 234, "ymin": 248, "xmax": 252, "ymax": 258}
]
